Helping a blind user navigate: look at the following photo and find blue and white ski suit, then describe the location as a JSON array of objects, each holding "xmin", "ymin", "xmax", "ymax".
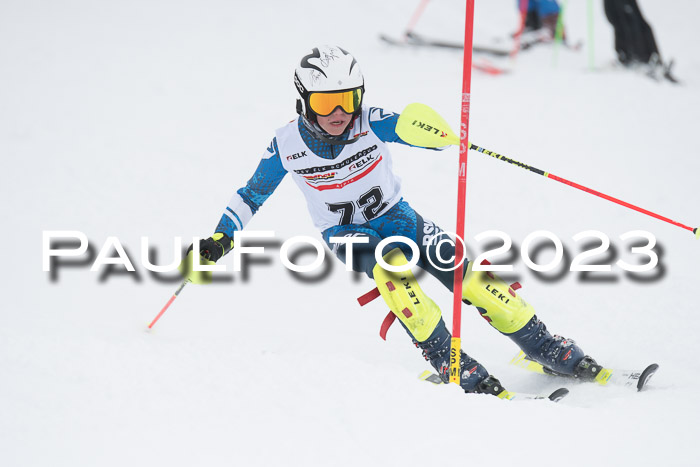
[{"xmin": 213, "ymin": 106, "xmax": 586, "ymax": 391}]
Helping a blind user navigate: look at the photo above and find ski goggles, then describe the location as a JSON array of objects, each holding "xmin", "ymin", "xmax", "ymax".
[{"xmin": 308, "ymin": 88, "xmax": 363, "ymax": 116}]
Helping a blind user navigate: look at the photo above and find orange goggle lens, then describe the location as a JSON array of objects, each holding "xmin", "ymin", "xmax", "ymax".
[{"xmin": 308, "ymin": 88, "xmax": 363, "ymax": 116}]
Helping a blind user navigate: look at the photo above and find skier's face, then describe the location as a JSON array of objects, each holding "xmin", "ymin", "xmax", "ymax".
[{"xmin": 316, "ymin": 107, "xmax": 352, "ymax": 136}]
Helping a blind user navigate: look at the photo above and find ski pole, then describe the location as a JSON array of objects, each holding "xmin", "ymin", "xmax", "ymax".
[
  {"xmin": 510, "ymin": 0, "xmax": 530, "ymax": 58},
  {"xmin": 403, "ymin": 0, "xmax": 431, "ymax": 42},
  {"xmin": 469, "ymin": 143, "xmax": 699, "ymax": 238},
  {"xmin": 587, "ymin": 0, "xmax": 595, "ymax": 70},
  {"xmin": 148, "ymin": 279, "xmax": 190, "ymax": 330}
]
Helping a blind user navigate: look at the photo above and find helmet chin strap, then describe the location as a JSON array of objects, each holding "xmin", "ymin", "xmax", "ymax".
[{"xmin": 296, "ymin": 99, "xmax": 360, "ymax": 146}]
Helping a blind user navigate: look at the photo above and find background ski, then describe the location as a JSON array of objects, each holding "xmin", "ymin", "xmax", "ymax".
[
  {"xmin": 510, "ymin": 351, "xmax": 659, "ymax": 391},
  {"xmin": 418, "ymin": 371, "xmax": 569, "ymax": 402},
  {"xmin": 379, "ymin": 33, "xmax": 509, "ymax": 75}
]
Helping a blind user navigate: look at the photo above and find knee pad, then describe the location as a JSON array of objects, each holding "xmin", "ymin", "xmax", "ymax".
[
  {"xmin": 462, "ymin": 261, "xmax": 535, "ymax": 334},
  {"xmin": 372, "ymin": 248, "xmax": 442, "ymax": 342}
]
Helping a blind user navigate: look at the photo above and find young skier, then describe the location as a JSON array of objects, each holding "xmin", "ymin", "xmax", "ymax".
[{"xmin": 180, "ymin": 45, "xmax": 602, "ymax": 396}]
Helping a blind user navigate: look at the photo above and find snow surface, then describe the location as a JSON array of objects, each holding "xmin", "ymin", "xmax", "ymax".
[{"xmin": 2, "ymin": 0, "xmax": 699, "ymax": 466}]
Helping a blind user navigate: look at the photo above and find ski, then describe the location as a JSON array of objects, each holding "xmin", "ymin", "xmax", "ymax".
[
  {"xmin": 590, "ymin": 58, "xmax": 679, "ymax": 85},
  {"xmin": 418, "ymin": 370, "xmax": 569, "ymax": 402},
  {"xmin": 519, "ymin": 35, "xmax": 583, "ymax": 52},
  {"xmin": 510, "ymin": 351, "xmax": 659, "ymax": 392}
]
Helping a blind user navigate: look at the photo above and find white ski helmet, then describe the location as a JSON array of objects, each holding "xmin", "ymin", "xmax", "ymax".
[{"xmin": 294, "ymin": 45, "xmax": 364, "ymax": 120}]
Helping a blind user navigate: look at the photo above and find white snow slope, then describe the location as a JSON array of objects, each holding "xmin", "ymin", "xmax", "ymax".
[{"xmin": 2, "ymin": 0, "xmax": 700, "ymax": 466}]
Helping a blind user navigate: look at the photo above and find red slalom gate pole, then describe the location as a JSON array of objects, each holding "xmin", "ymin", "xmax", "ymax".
[
  {"xmin": 511, "ymin": 0, "xmax": 530, "ymax": 58},
  {"xmin": 450, "ymin": 0, "xmax": 475, "ymax": 385},
  {"xmin": 404, "ymin": 0, "xmax": 431, "ymax": 42},
  {"xmin": 148, "ymin": 279, "xmax": 189, "ymax": 330}
]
